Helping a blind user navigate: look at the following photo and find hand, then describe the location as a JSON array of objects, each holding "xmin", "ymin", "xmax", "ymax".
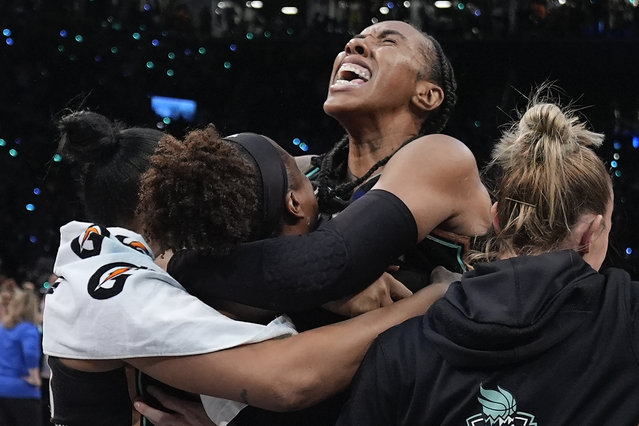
[
  {"xmin": 134, "ymin": 386, "xmax": 217, "ymax": 426},
  {"xmin": 22, "ymin": 368, "xmax": 41, "ymax": 387},
  {"xmin": 322, "ymin": 272, "xmax": 412, "ymax": 317},
  {"xmin": 22, "ymin": 374, "xmax": 41, "ymax": 387}
]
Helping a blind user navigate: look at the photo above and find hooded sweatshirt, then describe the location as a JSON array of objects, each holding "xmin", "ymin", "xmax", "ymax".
[{"xmin": 337, "ymin": 250, "xmax": 639, "ymax": 425}]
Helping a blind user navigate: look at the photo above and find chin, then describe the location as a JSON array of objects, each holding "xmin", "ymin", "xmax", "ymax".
[
  {"xmin": 324, "ymin": 95, "xmax": 357, "ymax": 118},
  {"xmin": 323, "ymin": 98, "xmax": 339, "ymax": 117}
]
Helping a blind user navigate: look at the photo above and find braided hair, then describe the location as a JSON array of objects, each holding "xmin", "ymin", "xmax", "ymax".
[{"xmin": 313, "ymin": 31, "xmax": 458, "ymax": 213}]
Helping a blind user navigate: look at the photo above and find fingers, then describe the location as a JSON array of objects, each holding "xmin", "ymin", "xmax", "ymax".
[
  {"xmin": 135, "ymin": 386, "xmax": 217, "ymax": 426},
  {"xmin": 385, "ymin": 275, "xmax": 412, "ymax": 301},
  {"xmin": 21, "ymin": 375, "xmax": 41, "ymax": 386},
  {"xmin": 377, "ymin": 290, "xmax": 394, "ymax": 308},
  {"xmin": 146, "ymin": 386, "xmax": 188, "ymax": 413},
  {"xmin": 133, "ymin": 400, "xmax": 176, "ymax": 425}
]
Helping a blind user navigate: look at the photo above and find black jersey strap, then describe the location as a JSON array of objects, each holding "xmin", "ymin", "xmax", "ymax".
[{"xmin": 224, "ymin": 133, "xmax": 288, "ymax": 239}]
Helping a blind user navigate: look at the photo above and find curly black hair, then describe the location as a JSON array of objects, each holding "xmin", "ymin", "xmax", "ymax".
[{"xmin": 138, "ymin": 125, "xmax": 261, "ymax": 256}]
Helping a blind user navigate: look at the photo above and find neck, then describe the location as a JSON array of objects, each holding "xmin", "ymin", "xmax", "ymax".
[
  {"xmin": 338, "ymin": 112, "xmax": 422, "ymax": 180},
  {"xmin": 126, "ymin": 216, "xmax": 164, "ymax": 259},
  {"xmin": 280, "ymin": 221, "xmax": 309, "ymax": 237},
  {"xmin": 346, "ymin": 131, "xmax": 418, "ymax": 180}
]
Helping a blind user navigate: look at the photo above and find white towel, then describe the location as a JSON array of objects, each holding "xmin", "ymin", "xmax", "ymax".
[{"xmin": 43, "ymin": 221, "xmax": 297, "ymax": 423}]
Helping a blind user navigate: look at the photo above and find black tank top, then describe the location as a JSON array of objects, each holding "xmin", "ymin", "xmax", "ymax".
[{"xmin": 48, "ymin": 356, "xmax": 131, "ymax": 426}]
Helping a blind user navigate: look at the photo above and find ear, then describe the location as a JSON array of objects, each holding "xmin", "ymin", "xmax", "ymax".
[
  {"xmin": 575, "ymin": 214, "xmax": 604, "ymax": 255},
  {"xmin": 412, "ymin": 81, "xmax": 444, "ymax": 113},
  {"xmin": 284, "ymin": 190, "xmax": 305, "ymax": 220},
  {"xmin": 491, "ymin": 202, "xmax": 501, "ymax": 233}
]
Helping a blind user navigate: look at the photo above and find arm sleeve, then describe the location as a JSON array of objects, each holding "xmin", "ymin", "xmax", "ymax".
[
  {"xmin": 335, "ymin": 338, "xmax": 396, "ymax": 426},
  {"xmin": 20, "ymin": 324, "xmax": 42, "ymax": 369},
  {"xmin": 168, "ymin": 189, "xmax": 417, "ymax": 311}
]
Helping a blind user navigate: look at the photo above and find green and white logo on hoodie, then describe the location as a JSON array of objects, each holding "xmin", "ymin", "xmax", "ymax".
[{"xmin": 466, "ymin": 385, "xmax": 538, "ymax": 426}]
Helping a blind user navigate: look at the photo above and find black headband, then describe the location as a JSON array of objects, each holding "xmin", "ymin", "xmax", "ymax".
[{"xmin": 223, "ymin": 133, "xmax": 288, "ymax": 239}]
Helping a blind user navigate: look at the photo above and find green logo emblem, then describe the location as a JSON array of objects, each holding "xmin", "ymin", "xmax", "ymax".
[{"xmin": 465, "ymin": 385, "xmax": 538, "ymax": 426}]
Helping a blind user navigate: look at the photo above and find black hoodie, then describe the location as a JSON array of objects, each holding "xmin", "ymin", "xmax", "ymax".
[{"xmin": 337, "ymin": 250, "xmax": 639, "ymax": 425}]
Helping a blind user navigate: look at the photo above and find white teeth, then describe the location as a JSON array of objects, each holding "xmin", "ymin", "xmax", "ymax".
[
  {"xmin": 337, "ymin": 63, "xmax": 371, "ymax": 81},
  {"xmin": 334, "ymin": 79, "xmax": 362, "ymax": 86}
]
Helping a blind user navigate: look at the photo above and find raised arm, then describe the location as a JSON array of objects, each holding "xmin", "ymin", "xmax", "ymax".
[{"xmin": 125, "ymin": 282, "xmax": 445, "ymax": 412}]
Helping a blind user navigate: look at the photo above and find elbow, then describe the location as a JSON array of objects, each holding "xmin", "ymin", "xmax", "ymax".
[{"xmin": 266, "ymin": 374, "xmax": 326, "ymax": 412}]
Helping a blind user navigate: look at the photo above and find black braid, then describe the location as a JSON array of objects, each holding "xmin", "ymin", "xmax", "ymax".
[
  {"xmin": 420, "ymin": 35, "xmax": 457, "ymax": 136},
  {"xmin": 314, "ymin": 134, "xmax": 350, "ymax": 211},
  {"xmin": 316, "ymin": 134, "xmax": 421, "ymax": 213},
  {"xmin": 315, "ymin": 33, "xmax": 457, "ymax": 213}
]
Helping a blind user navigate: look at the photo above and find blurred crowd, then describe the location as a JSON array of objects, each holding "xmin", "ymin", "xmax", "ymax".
[{"xmin": 0, "ymin": 274, "xmax": 52, "ymax": 426}]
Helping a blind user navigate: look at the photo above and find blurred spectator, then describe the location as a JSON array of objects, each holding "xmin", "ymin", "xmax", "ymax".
[
  {"xmin": 39, "ymin": 274, "xmax": 55, "ymax": 426},
  {"xmin": 0, "ymin": 285, "xmax": 43, "ymax": 426},
  {"xmin": 0, "ymin": 278, "xmax": 17, "ymax": 322}
]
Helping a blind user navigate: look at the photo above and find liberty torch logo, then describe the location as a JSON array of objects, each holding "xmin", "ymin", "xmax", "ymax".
[{"xmin": 465, "ymin": 385, "xmax": 537, "ymax": 426}]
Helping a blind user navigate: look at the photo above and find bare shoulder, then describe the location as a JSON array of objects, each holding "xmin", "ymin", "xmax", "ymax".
[{"xmin": 388, "ymin": 134, "xmax": 479, "ymax": 174}]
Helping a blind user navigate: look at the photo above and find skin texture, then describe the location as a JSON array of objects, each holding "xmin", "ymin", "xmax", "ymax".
[{"xmin": 372, "ymin": 134, "xmax": 491, "ymax": 242}]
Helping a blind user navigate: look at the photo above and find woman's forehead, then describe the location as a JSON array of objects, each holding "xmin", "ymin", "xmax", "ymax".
[{"xmin": 361, "ymin": 20, "xmax": 421, "ymax": 39}]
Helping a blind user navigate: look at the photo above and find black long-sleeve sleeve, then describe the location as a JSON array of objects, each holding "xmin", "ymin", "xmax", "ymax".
[{"xmin": 167, "ymin": 189, "xmax": 417, "ymax": 311}]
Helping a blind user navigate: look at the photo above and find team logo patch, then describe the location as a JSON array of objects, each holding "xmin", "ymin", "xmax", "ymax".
[
  {"xmin": 466, "ymin": 385, "xmax": 537, "ymax": 426},
  {"xmin": 71, "ymin": 225, "xmax": 110, "ymax": 259},
  {"xmin": 87, "ymin": 262, "xmax": 148, "ymax": 300},
  {"xmin": 116, "ymin": 235, "xmax": 152, "ymax": 257}
]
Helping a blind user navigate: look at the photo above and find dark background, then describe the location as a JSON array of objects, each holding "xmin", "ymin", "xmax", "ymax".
[{"xmin": 1, "ymin": 0, "xmax": 638, "ymax": 288}]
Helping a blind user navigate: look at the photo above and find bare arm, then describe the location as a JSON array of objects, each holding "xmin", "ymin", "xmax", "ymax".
[
  {"xmin": 322, "ymin": 272, "xmax": 412, "ymax": 317},
  {"xmin": 125, "ymin": 283, "xmax": 444, "ymax": 412},
  {"xmin": 373, "ymin": 134, "xmax": 492, "ymax": 242}
]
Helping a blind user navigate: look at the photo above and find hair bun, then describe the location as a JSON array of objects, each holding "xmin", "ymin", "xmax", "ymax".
[
  {"xmin": 518, "ymin": 103, "xmax": 574, "ymax": 145},
  {"xmin": 58, "ymin": 111, "xmax": 121, "ymax": 163}
]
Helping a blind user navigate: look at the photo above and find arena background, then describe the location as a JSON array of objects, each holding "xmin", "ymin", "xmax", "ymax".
[{"xmin": 1, "ymin": 0, "xmax": 637, "ymax": 288}]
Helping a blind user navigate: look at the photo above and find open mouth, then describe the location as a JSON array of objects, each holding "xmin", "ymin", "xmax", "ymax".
[{"xmin": 333, "ymin": 63, "xmax": 371, "ymax": 86}]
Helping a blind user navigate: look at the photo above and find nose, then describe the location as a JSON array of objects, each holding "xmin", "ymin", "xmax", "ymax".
[{"xmin": 344, "ymin": 37, "xmax": 369, "ymax": 56}]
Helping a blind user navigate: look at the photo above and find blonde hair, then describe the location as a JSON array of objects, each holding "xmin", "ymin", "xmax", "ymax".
[
  {"xmin": 476, "ymin": 91, "xmax": 612, "ymax": 261},
  {"xmin": 2, "ymin": 286, "xmax": 40, "ymax": 329}
]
